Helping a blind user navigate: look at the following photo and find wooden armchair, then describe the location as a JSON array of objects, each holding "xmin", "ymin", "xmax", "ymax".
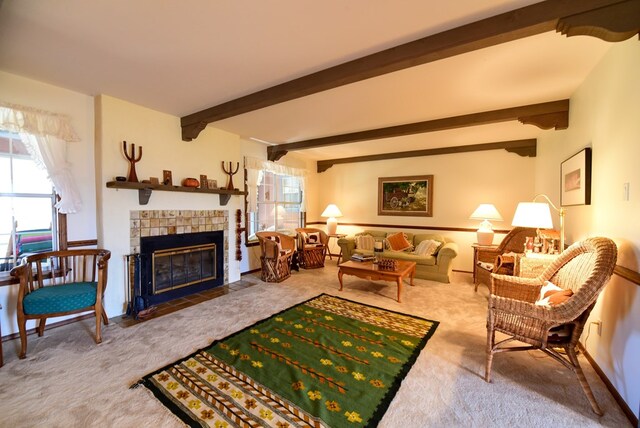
[
  {"xmin": 485, "ymin": 237, "xmax": 617, "ymax": 415},
  {"xmin": 256, "ymin": 232, "xmax": 295, "ymax": 282},
  {"xmin": 10, "ymin": 249, "xmax": 111, "ymax": 359},
  {"xmin": 474, "ymin": 227, "xmax": 537, "ymax": 291},
  {"xmin": 295, "ymin": 228, "xmax": 328, "ymax": 269}
]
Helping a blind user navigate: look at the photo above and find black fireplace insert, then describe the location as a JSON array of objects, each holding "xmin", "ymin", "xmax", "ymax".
[{"xmin": 139, "ymin": 231, "xmax": 224, "ymax": 308}]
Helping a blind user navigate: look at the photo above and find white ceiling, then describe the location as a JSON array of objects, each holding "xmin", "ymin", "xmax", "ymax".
[{"xmin": 0, "ymin": 0, "xmax": 611, "ymax": 161}]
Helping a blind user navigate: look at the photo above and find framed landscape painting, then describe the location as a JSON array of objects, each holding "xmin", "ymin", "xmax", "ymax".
[
  {"xmin": 561, "ymin": 148, "xmax": 592, "ymax": 206},
  {"xmin": 378, "ymin": 175, "xmax": 433, "ymax": 217}
]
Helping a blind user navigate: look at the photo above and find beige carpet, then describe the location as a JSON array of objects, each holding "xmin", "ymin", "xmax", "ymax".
[{"xmin": 0, "ymin": 264, "xmax": 630, "ymax": 427}]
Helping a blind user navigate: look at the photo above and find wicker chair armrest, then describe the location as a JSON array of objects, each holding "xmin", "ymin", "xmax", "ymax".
[
  {"xmin": 490, "ymin": 273, "xmax": 542, "ymax": 303},
  {"xmin": 489, "ymin": 295, "xmax": 555, "ymax": 321},
  {"xmin": 490, "ymin": 295, "xmax": 581, "ymax": 326}
]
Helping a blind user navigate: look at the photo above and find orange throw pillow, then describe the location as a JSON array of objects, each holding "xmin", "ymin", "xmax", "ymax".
[
  {"xmin": 386, "ymin": 232, "xmax": 412, "ymax": 252},
  {"xmin": 546, "ymin": 289, "xmax": 573, "ymax": 306}
]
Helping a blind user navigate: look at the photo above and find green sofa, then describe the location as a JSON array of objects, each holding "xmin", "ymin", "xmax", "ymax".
[{"xmin": 337, "ymin": 230, "xmax": 458, "ymax": 283}]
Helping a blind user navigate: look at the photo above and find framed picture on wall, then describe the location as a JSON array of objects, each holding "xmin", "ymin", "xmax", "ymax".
[
  {"xmin": 377, "ymin": 175, "xmax": 433, "ymax": 217},
  {"xmin": 561, "ymin": 147, "xmax": 592, "ymax": 206}
]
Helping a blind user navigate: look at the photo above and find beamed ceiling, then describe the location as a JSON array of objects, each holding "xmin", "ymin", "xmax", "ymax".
[{"xmin": 1, "ymin": 0, "xmax": 638, "ymax": 172}]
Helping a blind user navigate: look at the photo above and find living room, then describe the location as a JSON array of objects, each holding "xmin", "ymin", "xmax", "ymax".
[{"xmin": 0, "ymin": 1, "xmax": 639, "ymax": 426}]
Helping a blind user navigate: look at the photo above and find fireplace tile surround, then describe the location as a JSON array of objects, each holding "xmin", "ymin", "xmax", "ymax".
[{"xmin": 130, "ymin": 209, "xmax": 229, "ymax": 283}]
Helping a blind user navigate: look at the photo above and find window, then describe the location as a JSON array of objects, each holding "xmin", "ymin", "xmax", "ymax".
[
  {"xmin": 248, "ymin": 171, "xmax": 303, "ymax": 240},
  {"xmin": 0, "ymin": 131, "xmax": 57, "ymax": 271}
]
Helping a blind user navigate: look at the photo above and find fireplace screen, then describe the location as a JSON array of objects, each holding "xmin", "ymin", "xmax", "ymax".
[{"xmin": 152, "ymin": 243, "xmax": 216, "ymax": 294}]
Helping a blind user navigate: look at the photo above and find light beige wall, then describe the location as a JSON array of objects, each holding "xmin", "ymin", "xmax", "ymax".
[
  {"xmin": 0, "ymin": 71, "xmax": 97, "ymax": 335},
  {"xmin": 95, "ymin": 95, "xmax": 245, "ymax": 316},
  {"xmin": 313, "ymin": 148, "xmax": 536, "ymax": 270},
  {"xmin": 536, "ymin": 38, "xmax": 640, "ymax": 418}
]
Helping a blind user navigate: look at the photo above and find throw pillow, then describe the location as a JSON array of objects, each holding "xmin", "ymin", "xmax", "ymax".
[
  {"xmin": 305, "ymin": 232, "xmax": 321, "ymax": 245},
  {"xmin": 414, "ymin": 239, "xmax": 441, "ymax": 256},
  {"xmin": 355, "ymin": 234, "xmax": 375, "ymax": 251},
  {"xmin": 385, "ymin": 232, "xmax": 412, "ymax": 252},
  {"xmin": 535, "ymin": 281, "xmax": 574, "ymax": 307}
]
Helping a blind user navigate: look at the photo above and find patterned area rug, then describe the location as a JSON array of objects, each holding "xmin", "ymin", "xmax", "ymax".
[{"xmin": 136, "ymin": 294, "xmax": 439, "ymax": 427}]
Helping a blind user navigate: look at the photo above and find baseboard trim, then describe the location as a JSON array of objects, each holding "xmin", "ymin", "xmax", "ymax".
[
  {"xmin": 241, "ymin": 268, "xmax": 261, "ymax": 276},
  {"xmin": 578, "ymin": 342, "xmax": 638, "ymax": 426}
]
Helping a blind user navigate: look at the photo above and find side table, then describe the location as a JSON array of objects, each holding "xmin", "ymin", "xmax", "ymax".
[
  {"xmin": 516, "ymin": 253, "xmax": 559, "ymax": 278},
  {"xmin": 472, "ymin": 243, "xmax": 498, "ymax": 291},
  {"xmin": 326, "ymin": 234, "xmax": 347, "ymax": 262}
]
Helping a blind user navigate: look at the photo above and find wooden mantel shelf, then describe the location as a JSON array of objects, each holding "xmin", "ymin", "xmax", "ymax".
[{"xmin": 106, "ymin": 181, "xmax": 246, "ymax": 206}]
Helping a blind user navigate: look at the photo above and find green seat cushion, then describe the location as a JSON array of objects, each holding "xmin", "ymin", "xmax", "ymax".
[{"xmin": 23, "ymin": 282, "xmax": 97, "ymax": 315}]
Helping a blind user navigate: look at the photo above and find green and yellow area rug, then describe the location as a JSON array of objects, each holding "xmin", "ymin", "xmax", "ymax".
[{"xmin": 136, "ymin": 294, "xmax": 439, "ymax": 427}]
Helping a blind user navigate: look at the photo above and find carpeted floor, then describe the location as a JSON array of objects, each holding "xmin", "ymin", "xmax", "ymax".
[{"xmin": 0, "ymin": 264, "xmax": 631, "ymax": 427}]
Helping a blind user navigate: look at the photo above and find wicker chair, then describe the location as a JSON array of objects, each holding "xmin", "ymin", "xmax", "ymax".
[
  {"xmin": 256, "ymin": 232, "xmax": 295, "ymax": 282},
  {"xmin": 10, "ymin": 249, "xmax": 111, "ymax": 359},
  {"xmin": 295, "ymin": 227, "xmax": 328, "ymax": 269},
  {"xmin": 485, "ymin": 237, "xmax": 617, "ymax": 415},
  {"xmin": 474, "ymin": 227, "xmax": 537, "ymax": 291}
]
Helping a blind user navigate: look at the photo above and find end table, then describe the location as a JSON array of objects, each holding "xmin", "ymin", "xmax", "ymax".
[{"xmin": 326, "ymin": 234, "xmax": 347, "ymax": 262}]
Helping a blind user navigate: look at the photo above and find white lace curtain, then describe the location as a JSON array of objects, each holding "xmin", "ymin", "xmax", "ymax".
[
  {"xmin": 244, "ymin": 156, "xmax": 308, "ymax": 213},
  {"xmin": 0, "ymin": 102, "xmax": 82, "ymax": 213}
]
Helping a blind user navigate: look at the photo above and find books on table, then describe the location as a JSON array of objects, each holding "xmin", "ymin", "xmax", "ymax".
[{"xmin": 351, "ymin": 254, "xmax": 375, "ymax": 262}]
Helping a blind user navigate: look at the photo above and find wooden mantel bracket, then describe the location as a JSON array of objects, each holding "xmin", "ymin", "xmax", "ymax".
[
  {"xmin": 181, "ymin": 120, "xmax": 208, "ymax": 142},
  {"xmin": 267, "ymin": 146, "xmax": 288, "ymax": 162},
  {"xmin": 518, "ymin": 111, "xmax": 569, "ymax": 130},
  {"xmin": 316, "ymin": 139, "xmax": 537, "ymax": 173},
  {"xmin": 556, "ymin": 0, "xmax": 640, "ymax": 42}
]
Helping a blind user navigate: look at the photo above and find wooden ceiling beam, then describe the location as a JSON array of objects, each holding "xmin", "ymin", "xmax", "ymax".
[
  {"xmin": 316, "ymin": 139, "xmax": 537, "ymax": 173},
  {"xmin": 181, "ymin": 0, "xmax": 638, "ymax": 141},
  {"xmin": 268, "ymin": 100, "xmax": 568, "ymax": 161}
]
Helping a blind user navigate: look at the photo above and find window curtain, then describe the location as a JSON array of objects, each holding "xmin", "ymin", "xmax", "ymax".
[
  {"xmin": 244, "ymin": 156, "xmax": 308, "ymax": 213},
  {"xmin": 0, "ymin": 102, "xmax": 82, "ymax": 213}
]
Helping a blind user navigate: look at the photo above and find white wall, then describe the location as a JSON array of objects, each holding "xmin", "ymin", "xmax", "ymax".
[
  {"xmin": 536, "ymin": 38, "xmax": 640, "ymax": 418},
  {"xmin": 313, "ymin": 149, "xmax": 536, "ymax": 270},
  {"xmin": 0, "ymin": 71, "xmax": 97, "ymax": 334},
  {"xmin": 95, "ymin": 95, "xmax": 246, "ymax": 316}
]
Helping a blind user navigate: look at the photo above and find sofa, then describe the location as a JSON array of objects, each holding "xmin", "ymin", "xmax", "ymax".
[{"xmin": 337, "ymin": 230, "xmax": 458, "ymax": 283}]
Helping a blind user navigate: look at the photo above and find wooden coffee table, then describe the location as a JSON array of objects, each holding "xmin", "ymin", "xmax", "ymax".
[{"xmin": 338, "ymin": 260, "xmax": 416, "ymax": 302}]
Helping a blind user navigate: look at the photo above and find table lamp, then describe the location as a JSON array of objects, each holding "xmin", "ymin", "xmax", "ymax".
[
  {"xmin": 511, "ymin": 194, "xmax": 565, "ymax": 251},
  {"xmin": 321, "ymin": 204, "xmax": 343, "ymax": 235},
  {"xmin": 470, "ymin": 204, "xmax": 503, "ymax": 245}
]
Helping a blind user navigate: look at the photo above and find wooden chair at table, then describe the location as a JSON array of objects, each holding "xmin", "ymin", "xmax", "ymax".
[
  {"xmin": 475, "ymin": 227, "xmax": 537, "ymax": 291},
  {"xmin": 255, "ymin": 232, "xmax": 295, "ymax": 282},
  {"xmin": 485, "ymin": 237, "xmax": 617, "ymax": 415},
  {"xmin": 10, "ymin": 249, "xmax": 111, "ymax": 359},
  {"xmin": 295, "ymin": 228, "xmax": 328, "ymax": 269}
]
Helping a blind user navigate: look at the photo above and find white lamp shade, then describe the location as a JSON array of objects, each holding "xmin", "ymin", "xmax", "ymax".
[
  {"xmin": 321, "ymin": 204, "xmax": 342, "ymax": 235},
  {"xmin": 469, "ymin": 204, "xmax": 503, "ymax": 221},
  {"xmin": 512, "ymin": 202, "xmax": 553, "ymax": 228},
  {"xmin": 321, "ymin": 204, "xmax": 343, "ymax": 218},
  {"xmin": 470, "ymin": 204, "xmax": 502, "ymax": 246}
]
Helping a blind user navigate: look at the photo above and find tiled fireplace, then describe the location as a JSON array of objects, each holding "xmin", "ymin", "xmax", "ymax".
[{"xmin": 129, "ymin": 210, "xmax": 229, "ymax": 308}]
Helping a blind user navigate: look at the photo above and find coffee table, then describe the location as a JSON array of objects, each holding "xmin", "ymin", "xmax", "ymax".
[{"xmin": 338, "ymin": 260, "xmax": 416, "ymax": 302}]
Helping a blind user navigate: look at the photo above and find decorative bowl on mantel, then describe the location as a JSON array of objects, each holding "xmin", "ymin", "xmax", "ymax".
[{"xmin": 181, "ymin": 178, "xmax": 200, "ymax": 188}]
